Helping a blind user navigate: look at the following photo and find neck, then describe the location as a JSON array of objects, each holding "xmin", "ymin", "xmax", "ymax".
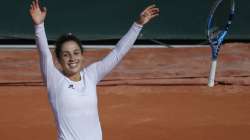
[{"xmin": 65, "ymin": 72, "xmax": 81, "ymax": 82}]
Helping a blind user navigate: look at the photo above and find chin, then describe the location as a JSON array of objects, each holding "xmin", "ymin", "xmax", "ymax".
[{"xmin": 70, "ymin": 69, "xmax": 81, "ymax": 75}]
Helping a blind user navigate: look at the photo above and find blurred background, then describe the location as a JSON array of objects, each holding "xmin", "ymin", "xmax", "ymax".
[
  {"xmin": 0, "ymin": 0, "xmax": 249, "ymax": 44},
  {"xmin": 0, "ymin": 1, "xmax": 250, "ymax": 140}
]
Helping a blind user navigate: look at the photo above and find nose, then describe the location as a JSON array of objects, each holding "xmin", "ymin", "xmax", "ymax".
[{"xmin": 69, "ymin": 54, "xmax": 75, "ymax": 62}]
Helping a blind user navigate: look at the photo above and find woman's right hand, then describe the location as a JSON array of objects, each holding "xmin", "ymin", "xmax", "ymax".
[{"xmin": 29, "ymin": 0, "xmax": 47, "ymax": 25}]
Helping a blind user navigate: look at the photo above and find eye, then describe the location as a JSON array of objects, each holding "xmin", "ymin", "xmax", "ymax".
[
  {"xmin": 62, "ymin": 53, "xmax": 69, "ymax": 57},
  {"xmin": 74, "ymin": 51, "xmax": 81, "ymax": 55}
]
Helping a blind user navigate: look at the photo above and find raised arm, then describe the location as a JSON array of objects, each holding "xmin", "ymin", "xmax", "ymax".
[
  {"xmin": 87, "ymin": 5, "xmax": 160, "ymax": 83},
  {"xmin": 30, "ymin": 0, "xmax": 56, "ymax": 85},
  {"xmin": 30, "ymin": 0, "xmax": 49, "ymax": 56}
]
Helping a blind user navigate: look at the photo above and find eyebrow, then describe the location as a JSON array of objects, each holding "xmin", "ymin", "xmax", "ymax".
[{"xmin": 61, "ymin": 49, "xmax": 81, "ymax": 53}]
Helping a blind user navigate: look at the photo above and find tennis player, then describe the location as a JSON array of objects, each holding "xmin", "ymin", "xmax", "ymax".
[{"xmin": 29, "ymin": 0, "xmax": 159, "ymax": 139}]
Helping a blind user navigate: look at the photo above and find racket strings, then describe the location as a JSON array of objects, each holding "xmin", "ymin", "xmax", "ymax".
[
  {"xmin": 208, "ymin": 0, "xmax": 235, "ymax": 60},
  {"xmin": 211, "ymin": 43, "xmax": 222, "ymax": 60}
]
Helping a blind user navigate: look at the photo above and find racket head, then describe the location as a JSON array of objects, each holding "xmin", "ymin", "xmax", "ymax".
[{"xmin": 207, "ymin": 0, "xmax": 235, "ymax": 60}]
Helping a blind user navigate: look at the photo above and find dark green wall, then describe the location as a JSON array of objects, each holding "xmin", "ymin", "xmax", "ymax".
[{"xmin": 0, "ymin": 0, "xmax": 249, "ymax": 41}]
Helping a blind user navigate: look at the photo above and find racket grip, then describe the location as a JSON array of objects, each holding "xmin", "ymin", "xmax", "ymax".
[{"xmin": 208, "ymin": 60, "xmax": 217, "ymax": 87}]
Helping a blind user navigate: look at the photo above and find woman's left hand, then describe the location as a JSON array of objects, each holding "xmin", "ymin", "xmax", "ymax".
[{"xmin": 136, "ymin": 4, "xmax": 160, "ymax": 26}]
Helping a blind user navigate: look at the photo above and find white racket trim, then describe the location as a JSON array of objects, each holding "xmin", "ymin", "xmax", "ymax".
[{"xmin": 208, "ymin": 59, "xmax": 217, "ymax": 87}]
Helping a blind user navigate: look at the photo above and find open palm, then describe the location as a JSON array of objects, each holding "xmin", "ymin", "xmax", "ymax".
[{"xmin": 29, "ymin": 0, "xmax": 47, "ymax": 25}]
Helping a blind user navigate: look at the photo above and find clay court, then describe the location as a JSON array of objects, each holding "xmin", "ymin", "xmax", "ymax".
[{"xmin": 0, "ymin": 43, "xmax": 249, "ymax": 140}]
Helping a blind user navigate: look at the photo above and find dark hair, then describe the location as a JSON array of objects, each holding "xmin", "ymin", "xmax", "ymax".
[{"xmin": 55, "ymin": 33, "xmax": 83, "ymax": 60}]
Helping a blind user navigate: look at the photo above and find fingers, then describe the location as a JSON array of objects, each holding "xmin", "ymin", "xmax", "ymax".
[
  {"xmin": 141, "ymin": 8, "xmax": 159, "ymax": 20},
  {"xmin": 149, "ymin": 13, "xmax": 159, "ymax": 19},
  {"xmin": 30, "ymin": 1, "xmax": 35, "ymax": 11},
  {"xmin": 35, "ymin": 0, "xmax": 39, "ymax": 9},
  {"xmin": 148, "ymin": 8, "xmax": 160, "ymax": 15},
  {"xmin": 141, "ymin": 5, "xmax": 160, "ymax": 18},
  {"xmin": 145, "ymin": 7, "xmax": 159, "ymax": 14},
  {"xmin": 137, "ymin": 4, "xmax": 159, "ymax": 25},
  {"xmin": 149, "ymin": 9, "xmax": 159, "ymax": 18},
  {"xmin": 32, "ymin": 1, "xmax": 36, "ymax": 9},
  {"xmin": 42, "ymin": 7, "xmax": 47, "ymax": 13},
  {"xmin": 143, "ymin": 4, "xmax": 156, "ymax": 13},
  {"xmin": 42, "ymin": 7, "xmax": 47, "ymax": 16},
  {"xmin": 30, "ymin": 0, "xmax": 40, "ymax": 10},
  {"xmin": 30, "ymin": 4, "xmax": 34, "ymax": 11}
]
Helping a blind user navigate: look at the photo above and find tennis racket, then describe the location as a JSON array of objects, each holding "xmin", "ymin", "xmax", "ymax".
[{"xmin": 207, "ymin": 0, "xmax": 235, "ymax": 87}]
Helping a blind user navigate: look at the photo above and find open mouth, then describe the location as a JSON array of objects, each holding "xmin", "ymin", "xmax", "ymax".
[{"xmin": 68, "ymin": 62, "xmax": 79, "ymax": 69}]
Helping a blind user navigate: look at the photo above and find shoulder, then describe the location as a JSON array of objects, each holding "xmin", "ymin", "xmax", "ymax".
[{"xmin": 83, "ymin": 63, "xmax": 98, "ymax": 84}]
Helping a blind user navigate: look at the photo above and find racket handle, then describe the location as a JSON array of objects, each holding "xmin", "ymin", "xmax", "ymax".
[{"xmin": 208, "ymin": 60, "xmax": 217, "ymax": 87}]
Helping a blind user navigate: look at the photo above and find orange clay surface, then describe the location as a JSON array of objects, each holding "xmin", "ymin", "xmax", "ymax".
[{"xmin": 0, "ymin": 43, "xmax": 250, "ymax": 140}]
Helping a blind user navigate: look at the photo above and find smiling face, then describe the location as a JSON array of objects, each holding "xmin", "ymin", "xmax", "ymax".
[{"xmin": 59, "ymin": 41, "xmax": 84, "ymax": 78}]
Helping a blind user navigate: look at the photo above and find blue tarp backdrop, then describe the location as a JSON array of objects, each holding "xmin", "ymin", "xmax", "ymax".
[{"xmin": 0, "ymin": 0, "xmax": 249, "ymax": 41}]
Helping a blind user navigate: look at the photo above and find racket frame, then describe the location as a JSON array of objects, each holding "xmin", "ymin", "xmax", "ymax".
[{"xmin": 207, "ymin": 0, "xmax": 235, "ymax": 87}]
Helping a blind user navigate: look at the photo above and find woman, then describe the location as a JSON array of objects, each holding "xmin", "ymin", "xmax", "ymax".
[{"xmin": 29, "ymin": 0, "xmax": 159, "ymax": 139}]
